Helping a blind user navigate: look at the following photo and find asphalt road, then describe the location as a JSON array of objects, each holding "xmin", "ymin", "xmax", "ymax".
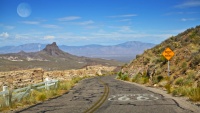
[{"xmin": 16, "ymin": 76, "xmax": 197, "ymax": 113}]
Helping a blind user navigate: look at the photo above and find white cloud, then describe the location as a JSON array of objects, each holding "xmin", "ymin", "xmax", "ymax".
[
  {"xmin": 58, "ymin": 16, "xmax": 81, "ymax": 21},
  {"xmin": 175, "ymin": 0, "xmax": 200, "ymax": 8},
  {"xmin": 5, "ymin": 26, "xmax": 15, "ymax": 30},
  {"xmin": 84, "ymin": 26, "xmax": 98, "ymax": 29},
  {"xmin": 44, "ymin": 35, "xmax": 55, "ymax": 39},
  {"xmin": 0, "ymin": 24, "xmax": 15, "ymax": 30},
  {"xmin": 73, "ymin": 20, "xmax": 94, "ymax": 25},
  {"xmin": 164, "ymin": 12, "xmax": 199, "ymax": 16},
  {"xmin": 181, "ymin": 18, "xmax": 196, "ymax": 21},
  {"xmin": 0, "ymin": 32, "xmax": 9, "ymax": 38},
  {"xmin": 108, "ymin": 14, "xmax": 137, "ymax": 18},
  {"xmin": 108, "ymin": 26, "xmax": 134, "ymax": 33},
  {"xmin": 118, "ymin": 26, "xmax": 134, "ymax": 33},
  {"xmin": 119, "ymin": 19, "xmax": 132, "ymax": 22},
  {"xmin": 20, "ymin": 21, "xmax": 40, "ymax": 25},
  {"xmin": 15, "ymin": 34, "xmax": 29, "ymax": 39},
  {"xmin": 42, "ymin": 24, "xmax": 60, "ymax": 28}
]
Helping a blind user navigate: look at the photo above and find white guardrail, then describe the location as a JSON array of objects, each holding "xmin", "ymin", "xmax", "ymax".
[{"xmin": 0, "ymin": 78, "xmax": 58, "ymax": 107}]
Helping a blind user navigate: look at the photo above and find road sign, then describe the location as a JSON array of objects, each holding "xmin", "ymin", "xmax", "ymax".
[{"xmin": 162, "ymin": 48, "xmax": 174, "ymax": 60}]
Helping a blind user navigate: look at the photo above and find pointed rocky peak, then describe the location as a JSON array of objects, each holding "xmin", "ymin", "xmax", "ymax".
[
  {"xmin": 18, "ymin": 50, "xmax": 26, "ymax": 54},
  {"xmin": 43, "ymin": 42, "xmax": 65, "ymax": 56}
]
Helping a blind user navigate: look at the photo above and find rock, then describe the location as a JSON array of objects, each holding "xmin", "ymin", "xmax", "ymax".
[{"xmin": 96, "ymin": 69, "xmax": 102, "ymax": 76}]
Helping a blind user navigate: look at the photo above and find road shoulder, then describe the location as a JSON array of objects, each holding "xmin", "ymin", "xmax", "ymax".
[{"xmin": 116, "ymin": 79, "xmax": 200, "ymax": 113}]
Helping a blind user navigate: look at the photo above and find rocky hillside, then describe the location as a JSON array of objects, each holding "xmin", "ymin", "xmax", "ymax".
[
  {"xmin": 120, "ymin": 25, "xmax": 200, "ymax": 100},
  {"xmin": 0, "ymin": 42, "xmax": 122, "ymax": 71}
]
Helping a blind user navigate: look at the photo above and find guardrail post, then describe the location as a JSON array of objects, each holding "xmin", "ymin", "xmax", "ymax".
[
  {"xmin": 3, "ymin": 85, "xmax": 11, "ymax": 107},
  {"xmin": 54, "ymin": 80, "xmax": 58, "ymax": 89},
  {"xmin": 45, "ymin": 77, "xmax": 49, "ymax": 90},
  {"xmin": 3, "ymin": 86, "xmax": 8, "ymax": 96}
]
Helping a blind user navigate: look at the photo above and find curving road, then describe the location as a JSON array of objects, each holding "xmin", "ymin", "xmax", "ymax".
[{"xmin": 16, "ymin": 76, "xmax": 198, "ymax": 113}]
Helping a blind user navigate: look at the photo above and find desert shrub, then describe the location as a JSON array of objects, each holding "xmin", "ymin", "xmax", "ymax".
[
  {"xmin": 152, "ymin": 75, "xmax": 164, "ymax": 84},
  {"xmin": 189, "ymin": 87, "xmax": 200, "ymax": 101},
  {"xmin": 172, "ymin": 86, "xmax": 191, "ymax": 96},
  {"xmin": 116, "ymin": 71, "xmax": 122, "ymax": 79},
  {"xmin": 186, "ymin": 70, "xmax": 196, "ymax": 80},
  {"xmin": 181, "ymin": 62, "xmax": 188, "ymax": 74},
  {"xmin": 121, "ymin": 73, "xmax": 129, "ymax": 81},
  {"xmin": 46, "ymin": 90, "xmax": 59, "ymax": 98},
  {"xmin": 132, "ymin": 73, "xmax": 149, "ymax": 84},
  {"xmin": 36, "ymin": 93, "xmax": 47, "ymax": 101},
  {"xmin": 132, "ymin": 74, "xmax": 140, "ymax": 82},
  {"xmin": 152, "ymin": 76, "xmax": 159, "ymax": 84},
  {"xmin": 181, "ymin": 62, "xmax": 187, "ymax": 69},
  {"xmin": 164, "ymin": 83, "xmax": 171, "ymax": 94},
  {"xmin": 72, "ymin": 77, "xmax": 82, "ymax": 84},
  {"xmin": 136, "ymin": 54, "xmax": 141, "ymax": 59},
  {"xmin": 175, "ymin": 78, "xmax": 184, "ymax": 86},
  {"xmin": 143, "ymin": 58, "xmax": 150, "ymax": 65},
  {"xmin": 58, "ymin": 81, "xmax": 72, "ymax": 90},
  {"xmin": 155, "ymin": 68, "xmax": 162, "ymax": 75},
  {"xmin": 157, "ymin": 75, "xmax": 164, "ymax": 82},
  {"xmin": 139, "ymin": 76, "xmax": 149, "ymax": 84},
  {"xmin": 190, "ymin": 54, "xmax": 200, "ymax": 68},
  {"xmin": 175, "ymin": 73, "xmax": 195, "ymax": 87}
]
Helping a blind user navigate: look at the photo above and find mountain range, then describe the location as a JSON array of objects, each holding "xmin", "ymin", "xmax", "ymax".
[
  {"xmin": 0, "ymin": 42, "xmax": 123, "ymax": 71},
  {"xmin": 0, "ymin": 41, "xmax": 155, "ymax": 62}
]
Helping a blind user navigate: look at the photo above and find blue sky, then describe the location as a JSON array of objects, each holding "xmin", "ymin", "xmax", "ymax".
[{"xmin": 0, "ymin": 0, "xmax": 200, "ymax": 46}]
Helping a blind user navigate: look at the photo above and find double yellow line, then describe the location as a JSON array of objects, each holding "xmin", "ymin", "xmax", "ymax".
[{"xmin": 83, "ymin": 77, "xmax": 109, "ymax": 113}]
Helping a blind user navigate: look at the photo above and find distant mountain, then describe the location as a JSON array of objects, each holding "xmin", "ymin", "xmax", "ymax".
[
  {"xmin": 0, "ymin": 41, "xmax": 155, "ymax": 62},
  {"xmin": 0, "ymin": 42, "xmax": 122, "ymax": 71},
  {"xmin": 0, "ymin": 43, "xmax": 46, "ymax": 53}
]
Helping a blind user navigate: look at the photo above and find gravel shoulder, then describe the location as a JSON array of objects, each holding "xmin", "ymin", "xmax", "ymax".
[{"xmin": 118, "ymin": 79, "xmax": 200, "ymax": 113}]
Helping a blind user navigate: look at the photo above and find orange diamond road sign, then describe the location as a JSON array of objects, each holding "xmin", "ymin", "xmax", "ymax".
[{"xmin": 162, "ymin": 48, "xmax": 174, "ymax": 60}]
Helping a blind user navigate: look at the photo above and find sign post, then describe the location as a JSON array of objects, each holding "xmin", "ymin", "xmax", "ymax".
[{"xmin": 162, "ymin": 48, "xmax": 174, "ymax": 76}]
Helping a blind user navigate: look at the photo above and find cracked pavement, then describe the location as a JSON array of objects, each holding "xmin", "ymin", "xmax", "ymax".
[{"xmin": 15, "ymin": 76, "xmax": 199, "ymax": 113}]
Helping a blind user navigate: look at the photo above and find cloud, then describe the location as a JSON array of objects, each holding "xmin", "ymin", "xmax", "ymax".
[
  {"xmin": 181, "ymin": 18, "xmax": 196, "ymax": 21},
  {"xmin": 108, "ymin": 26, "xmax": 134, "ymax": 33},
  {"xmin": 118, "ymin": 26, "xmax": 134, "ymax": 33},
  {"xmin": 15, "ymin": 34, "xmax": 29, "ymax": 39},
  {"xmin": 118, "ymin": 19, "xmax": 132, "ymax": 22},
  {"xmin": 164, "ymin": 12, "xmax": 198, "ymax": 16},
  {"xmin": 108, "ymin": 14, "xmax": 137, "ymax": 18},
  {"xmin": 175, "ymin": 0, "xmax": 200, "ymax": 8},
  {"xmin": 84, "ymin": 26, "xmax": 98, "ymax": 29},
  {"xmin": 5, "ymin": 26, "xmax": 15, "ymax": 30},
  {"xmin": 58, "ymin": 16, "xmax": 81, "ymax": 21},
  {"xmin": 0, "ymin": 32, "xmax": 9, "ymax": 38},
  {"xmin": 44, "ymin": 35, "xmax": 55, "ymax": 39},
  {"xmin": 73, "ymin": 20, "xmax": 94, "ymax": 25},
  {"xmin": 20, "ymin": 21, "xmax": 40, "ymax": 25},
  {"xmin": 42, "ymin": 24, "xmax": 60, "ymax": 28},
  {"xmin": 0, "ymin": 24, "xmax": 15, "ymax": 30}
]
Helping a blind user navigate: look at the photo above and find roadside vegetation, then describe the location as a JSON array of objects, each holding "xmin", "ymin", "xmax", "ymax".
[
  {"xmin": 0, "ymin": 76, "xmax": 87, "ymax": 112},
  {"xmin": 117, "ymin": 25, "xmax": 200, "ymax": 102}
]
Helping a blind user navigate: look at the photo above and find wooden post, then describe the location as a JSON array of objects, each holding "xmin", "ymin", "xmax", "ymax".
[
  {"xmin": 3, "ymin": 86, "xmax": 11, "ymax": 107},
  {"xmin": 3, "ymin": 86, "xmax": 8, "ymax": 106},
  {"xmin": 54, "ymin": 80, "xmax": 58, "ymax": 89},
  {"xmin": 45, "ymin": 77, "xmax": 49, "ymax": 90}
]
